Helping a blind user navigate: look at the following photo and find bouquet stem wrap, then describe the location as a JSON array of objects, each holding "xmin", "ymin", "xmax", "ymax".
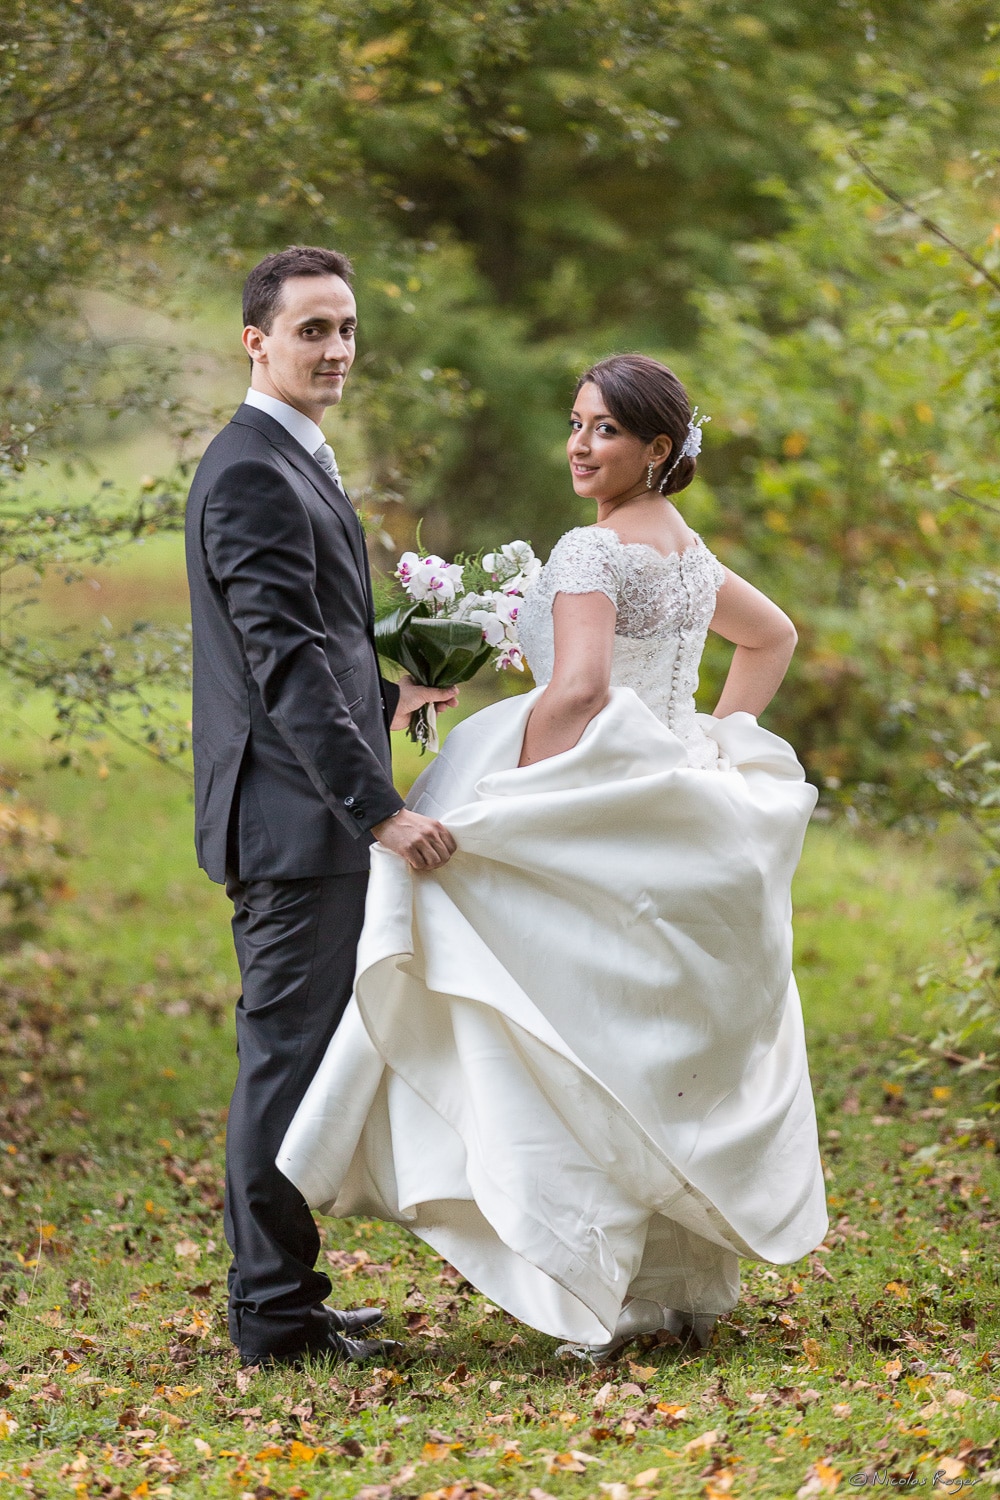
[
  {"xmin": 416, "ymin": 701, "xmax": 438, "ymax": 754},
  {"xmin": 375, "ymin": 603, "xmax": 492, "ymax": 754}
]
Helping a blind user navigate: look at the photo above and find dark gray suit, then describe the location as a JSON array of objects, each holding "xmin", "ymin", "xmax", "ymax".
[{"xmin": 185, "ymin": 403, "xmax": 403, "ymax": 1362}]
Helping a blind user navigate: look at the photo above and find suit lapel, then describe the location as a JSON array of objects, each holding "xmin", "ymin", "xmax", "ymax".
[{"xmin": 231, "ymin": 405, "xmax": 369, "ymax": 596}]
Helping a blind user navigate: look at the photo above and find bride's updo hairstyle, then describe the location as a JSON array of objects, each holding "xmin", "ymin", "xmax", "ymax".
[{"xmin": 575, "ymin": 353, "xmax": 697, "ymax": 496}]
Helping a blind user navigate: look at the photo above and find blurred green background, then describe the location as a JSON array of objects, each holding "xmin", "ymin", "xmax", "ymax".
[
  {"xmin": 3, "ymin": 0, "xmax": 1000, "ymax": 1067},
  {"xmin": 5, "ymin": 13, "xmax": 1000, "ymax": 1487},
  {"xmin": 5, "ymin": 0, "xmax": 1000, "ymax": 815}
]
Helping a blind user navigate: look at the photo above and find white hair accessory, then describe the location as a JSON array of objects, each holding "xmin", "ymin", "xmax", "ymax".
[{"xmin": 659, "ymin": 406, "xmax": 710, "ymax": 490}]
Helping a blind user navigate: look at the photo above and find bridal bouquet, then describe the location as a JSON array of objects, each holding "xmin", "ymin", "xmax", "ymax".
[{"xmin": 376, "ymin": 538, "xmax": 539, "ymax": 752}]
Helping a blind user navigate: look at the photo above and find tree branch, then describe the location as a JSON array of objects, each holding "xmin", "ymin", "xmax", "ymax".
[
  {"xmin": 891, "ymin": 461, "xmax": 1000, "ymax": 517},
  {"xmin": 846, "ymin": 146, "xmax": 1000, "ymax": 298}
]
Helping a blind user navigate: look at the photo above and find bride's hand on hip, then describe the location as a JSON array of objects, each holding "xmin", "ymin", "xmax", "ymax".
[{"xmin": 371, "ymin": 808, "xmax": 457, "ymax": 870}]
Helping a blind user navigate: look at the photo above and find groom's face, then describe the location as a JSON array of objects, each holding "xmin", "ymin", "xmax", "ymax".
[{"xmin": 244, "ymin": 274, "xmax": 357, "ymax": 422}]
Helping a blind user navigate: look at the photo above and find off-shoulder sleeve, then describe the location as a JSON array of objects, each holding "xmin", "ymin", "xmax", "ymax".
[{"xmin": 544, "ymin": 527, "xmax": 623, "ymax": 608}]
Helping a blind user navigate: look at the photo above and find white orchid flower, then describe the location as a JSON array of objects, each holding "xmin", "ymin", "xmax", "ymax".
[
  {"xmin": 397, "ymin": 552, "xmax": 465, "ymax": 605},
  {"xmin": 466, "ymin": 608, "xmax": 508, "ymax": 648},
  {"xmin": 496, "ymin": 644, "xmax": 525, "ymax": 671},
  {"xmin": 494, "ymin": 594, "xmax": 519, "ymax": 627}
]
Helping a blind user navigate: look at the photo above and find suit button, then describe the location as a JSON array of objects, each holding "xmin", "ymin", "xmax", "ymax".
[
  {"xmin": 352, "ymin": 807, "xmax": 365, "ymax": 820},
  {"xmin": 344, "ymin": 795, "xmax": 355, "ymax": 807}
]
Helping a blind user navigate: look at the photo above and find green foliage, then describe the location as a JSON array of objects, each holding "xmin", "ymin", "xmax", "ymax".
[
  {"xmin": 683, "ymin": 121, "xmax": 1000, "ymax": 816},
  {"xmin": 0, "ymin": 796, "xmax": 67, "ymax": 950},
  {"xmin": 897, "ymin": 749, "xmax": 1000, "ymax": 1104},
  {"xmin": 1, "ymin": 483, "xmax": 190, "ymax": 762}
]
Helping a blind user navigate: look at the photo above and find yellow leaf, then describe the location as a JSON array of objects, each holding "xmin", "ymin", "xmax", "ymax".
[
  {"xmin": 130, "ymin": 1485, "xmax": 150, "ymax": 1499},
  {"xmin": 883, "ymin": 1358, "xmax": 902, "ymax": 1378},
  {"xmin": 802, "ymin": 1337, "xmax": 823, "ymax": 1368},
  {"xmin": 421, "ymin": 1442, "xmax": 461, "ymax": 1462},
  {"xmin": 915, "ymin": 401, "xmax": 934, "ymax": 424},
  {"xmin": 0, "ymin": 1412, "xmax": 19, "ymax": 1440},
  {"xmin": 164, "ymin": 1385, "xmax": 201, "ymax": 1404},
  {"xmin": 704, "ymin": 1471, "xmax": 737, "ymax": 1496},
  {"xmin": 255, "ymin": 1444, "xmax": 284, "ymax": 1461},
  {"xmin": 797, "ymin": 1457, "xmax": 842, "ymax": 1494},
  {"xmin": 917, "ymin": 510, "xmax": 939, "ymax": 537},
  {"xmin": 289, "ymin": 1439, "xmax": 322, "ymax": 1464},
  {"xmin": 628, "ymin": 1362, "xmax": 658, "ymax": 1382},
  {"xmin": 547, "ymin": 1453, "xmax": 586, "ymax": 1473},
  {"xmin": 545, "ymin": 1451, "xmax": 593, "ymax": 1473},
  {"xmin": 783, "ymin": 431, "xmax": 808, "ymax": 457},
  {"xmin": 932, "ymin": 1086, "xmax": 951, "ymax": 1101},
  {"xmin": 884, "ymin": 1281, "xmax": 910, "ymax": 1301}
]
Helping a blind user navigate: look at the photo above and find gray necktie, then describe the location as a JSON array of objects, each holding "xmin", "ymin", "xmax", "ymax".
[{"xmin": 313, "ymin": 442, "xmax": 342, "ymax": 487}]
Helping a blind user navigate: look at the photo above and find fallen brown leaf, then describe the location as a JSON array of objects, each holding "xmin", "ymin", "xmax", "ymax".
[{"xmin": 682, "ymin": 1428, "xmax": 719, "ymax": 1454}]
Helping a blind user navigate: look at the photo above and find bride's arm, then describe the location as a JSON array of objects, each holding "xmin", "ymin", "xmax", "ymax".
[
  {"xmin": 518, "ymin": 591, "xmax": 616, "ymax": 766},
  {"xmin": 709, "ymin": 569, "xmax": 798, "ymax": 719}
]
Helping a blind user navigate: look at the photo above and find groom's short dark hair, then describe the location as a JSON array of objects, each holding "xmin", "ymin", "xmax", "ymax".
[{"xmin": 243, "ymin": 246, "xmax": 354, "ymax": 333}]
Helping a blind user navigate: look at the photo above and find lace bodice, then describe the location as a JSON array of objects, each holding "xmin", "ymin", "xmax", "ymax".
[{"xmin": 518, "ymin": 526, "xmax": 727, "ymax": 769}]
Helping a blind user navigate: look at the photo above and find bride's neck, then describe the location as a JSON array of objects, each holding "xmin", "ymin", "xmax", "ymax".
[{"xmin": 596, "ymin": 490, "xmax": 668, "ymax": 524}]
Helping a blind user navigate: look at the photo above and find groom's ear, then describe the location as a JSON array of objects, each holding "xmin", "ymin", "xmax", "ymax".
[{"xmin": 243, "ymin": 324, "xmax": 266, "ymax": 371}]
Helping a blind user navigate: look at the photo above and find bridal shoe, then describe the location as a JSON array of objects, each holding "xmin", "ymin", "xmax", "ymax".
[{"xmin": 557, "ymin": 1299, "xmax": 716, "ymax": 1363}]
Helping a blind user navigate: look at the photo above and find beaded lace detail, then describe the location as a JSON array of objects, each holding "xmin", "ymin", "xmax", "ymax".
[{"xmin": 518, "ymin": 525, "xmax": 727, "ymax": 770}]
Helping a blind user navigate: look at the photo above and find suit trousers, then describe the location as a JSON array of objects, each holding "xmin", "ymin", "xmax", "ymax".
[{"xmin": 224, "ymin": 870, "xmax": 369, "ymax": 1363}]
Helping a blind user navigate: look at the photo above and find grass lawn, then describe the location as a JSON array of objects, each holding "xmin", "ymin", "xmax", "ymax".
[{"xmin": 1, "ymin": 734, "xmax": 998, "ymax": 1500}]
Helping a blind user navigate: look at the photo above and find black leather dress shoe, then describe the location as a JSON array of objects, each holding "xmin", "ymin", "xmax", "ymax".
[
  {"xmin": 323, "ymin": 1304, "xmax": 385, "ymax": 1336},
  {"xmin": 320, "ymin": 1329, "xmax": 403, "ymax": 1365},
  {"xmin": 241, "ymin": 1328, "xmax": 402, "ymax": 1370}
]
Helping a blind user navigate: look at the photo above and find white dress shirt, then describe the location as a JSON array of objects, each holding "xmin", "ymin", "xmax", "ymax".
[{"xmin": 244, "ymin": 388, "xmax": 326, "ymax": 457}]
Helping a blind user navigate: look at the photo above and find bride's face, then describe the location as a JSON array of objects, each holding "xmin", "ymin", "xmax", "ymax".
[{"xmin": 567, "ymin": 381, "xmax": 671, "ymax": 502}]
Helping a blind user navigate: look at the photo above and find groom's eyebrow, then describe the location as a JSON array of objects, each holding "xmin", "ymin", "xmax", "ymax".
[{"xmin": 295, "ymin": 314, "xmax": 357, "ymax": 328}]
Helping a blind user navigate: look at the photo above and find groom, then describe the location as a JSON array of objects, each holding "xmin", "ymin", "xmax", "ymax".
[{"xmin": 185, "ymin": 245, "xmax": 456, "ymax": 1368}]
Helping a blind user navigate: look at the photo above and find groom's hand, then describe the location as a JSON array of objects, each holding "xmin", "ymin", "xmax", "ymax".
[
  {"xmin": 371, "ymin": 809, "xmax": 457, "ymax": 870},
  {"xmin": 390, "ymin": 674, "xmax": 459, "ymax": 731}
]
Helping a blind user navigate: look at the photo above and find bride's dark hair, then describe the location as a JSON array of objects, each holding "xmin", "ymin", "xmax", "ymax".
[{"xmin": 574, "ymin": 353, "xmax": 696, "ymax": 496}]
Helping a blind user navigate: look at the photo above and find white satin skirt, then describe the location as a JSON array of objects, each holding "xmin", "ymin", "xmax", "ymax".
[{"xmin": 277, "ymin": 688, "xmax": 828, "ymax": 1345}]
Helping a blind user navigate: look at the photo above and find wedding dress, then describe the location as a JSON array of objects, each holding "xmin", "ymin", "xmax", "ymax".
[{"xmin": 278, "ymin": 526, "xmax": 827, "ymax": 1345}]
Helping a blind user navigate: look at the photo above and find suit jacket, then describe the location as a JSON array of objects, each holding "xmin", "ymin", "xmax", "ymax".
[{"xmin": 185, "ymin": 403, "xmax": 404, "ymax": 883}]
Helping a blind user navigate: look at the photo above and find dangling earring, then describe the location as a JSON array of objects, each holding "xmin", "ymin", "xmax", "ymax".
[{"xmin": 646, "ymin": 461, "xmax": 655, "ymax": 490}]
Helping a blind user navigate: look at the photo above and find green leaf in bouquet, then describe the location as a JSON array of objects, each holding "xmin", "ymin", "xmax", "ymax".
[
  {"xmin": 374, "ymin": 601, "xmax": 426, "ymax": 678},
  {"xmin": 405, "ymin": 615, "xmax": 493, "ymax": 685}
]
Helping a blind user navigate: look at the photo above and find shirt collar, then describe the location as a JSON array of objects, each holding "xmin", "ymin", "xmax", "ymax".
[{"xmin": 244, "ymin": 388, "xmax": 326, "ymax": 457}]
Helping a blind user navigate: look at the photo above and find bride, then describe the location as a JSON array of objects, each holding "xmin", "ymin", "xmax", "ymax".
[{"xmin": 278, "ymin": 353, "xmax": 827, "ymax": 1359}]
